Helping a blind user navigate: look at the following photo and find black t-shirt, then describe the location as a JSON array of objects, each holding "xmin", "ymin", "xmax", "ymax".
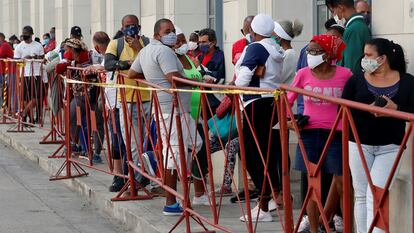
[{"xmin": 341, "ymin": 72, "xmax": 414, "ymax": 145}]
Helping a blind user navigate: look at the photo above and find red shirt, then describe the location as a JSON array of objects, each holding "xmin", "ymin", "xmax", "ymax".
[
  {"xmin": 0, "ymin": 41, "xmax": 14, "ymax": 74},
  {"xmin": 201, "ymin": 52, "xmax": 214, "ymax": 67},
  {"xmin": 44, "ymin": 39, "xmax": 56, "ymax": 54},
  {"xmin": 231, "ymin": 38, "xmax": 248, "ymax": 65}
]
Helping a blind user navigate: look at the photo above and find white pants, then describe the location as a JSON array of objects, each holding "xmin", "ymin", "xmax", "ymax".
[
  {"xmin": 159, "ymin": 113, "xmax": 202, "ymax": 172},
  {"xmin": 349, "ymin": 141, "xmax": 401, "ymax": 233}
]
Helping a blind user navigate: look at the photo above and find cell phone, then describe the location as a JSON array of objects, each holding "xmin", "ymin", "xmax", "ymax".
[{"xmin": 374, "ymin": 96, "xmax": 387, "ymax": 107}]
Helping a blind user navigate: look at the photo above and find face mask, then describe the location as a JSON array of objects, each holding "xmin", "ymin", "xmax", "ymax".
[
  {"xmin": 123, "ymin": 25, "xmax": 140, "ymax": 37},
  {"xmin": 13, "ymin": 44, "xmax": 17, "ymax": 49},
  {"xmin": 271, "ymin": 36, "xmax": 281, "ymax": 45},
  {"xmin": 334, "ymin": 15, "xmax": 346, "ymax": 27},
  {"xmin": 22, "ymin": 35, "xmax": 31, "ymax": 41},
  {"xmin": 160, "ymin": 32, "xmax": 177, "ymax": 47},
  {"xmin": 307, "ymin": 53, "xmax": 326, "ymax": 69},
  {"xmin": 43, "ymin": 39, "xmax": 49, "ymax": 46},
  {"xmin": 188, "ymin": 41, "xmax": 198, "ymax": 51},
  {"xmin": 363, "ymin": 14, "xmax": 371, "ymax": 26},
  {"xmin": 245, "ymin": 33, "xmax": 252, "ymax": 44},
  {"xmin": 175, "ymin": 43, "xmax": 189, "ymax": 55},
  {"xmin": 361, "ymin": 57, "xmax": 381, "ymax": 74},
  {"xmin": 199, "ymin": 43, "xmax": 211, "ymax": 53}
]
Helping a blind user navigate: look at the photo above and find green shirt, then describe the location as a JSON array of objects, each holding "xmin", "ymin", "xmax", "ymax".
[
  {"xmin": 339, "ymin": 14, "xmax": 371, "ymax": 74},
  {"xmin": 183, "ymin": 55, "xmax": 202, "ymax": 119}
]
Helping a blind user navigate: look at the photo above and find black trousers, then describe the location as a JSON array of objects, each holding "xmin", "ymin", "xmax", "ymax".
[{"xmin": 242, "ymin": 97, "xmax": 282, "ymax": 200}]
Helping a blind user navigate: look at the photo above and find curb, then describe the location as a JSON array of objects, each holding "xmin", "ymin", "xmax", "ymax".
[{"xmin": 0, "ymin": 130, "xmax": 161, "ymax": 233}]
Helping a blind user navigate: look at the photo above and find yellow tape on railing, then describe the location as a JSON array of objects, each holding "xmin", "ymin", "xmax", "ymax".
[{"xmin": 62, "ymin": 76, "xmax": 282, "ymax": 98}]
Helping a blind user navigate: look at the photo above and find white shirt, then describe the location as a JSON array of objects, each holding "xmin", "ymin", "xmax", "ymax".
[
  {"xmin": 281, "ymin": 49, "xmax": 298, "ymax": 85},
  {"xmin": 102, "ymin": 59, "xmax": 116, "ymax": 109},
  {"xmin": 14, "ymin": 41, "xmax": 44, "ymax": 77}
]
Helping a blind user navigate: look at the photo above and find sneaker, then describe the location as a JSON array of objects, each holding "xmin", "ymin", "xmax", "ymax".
[
  {"xmin": 297, "ymin": 215, "xmax": 310, "ymax": 232},
  {"xmin": 92, "ymin": 154, "xmax": 103, "ymax": 164},
  {"xmin": 214, "ymin": 187, "xmax": 233, "ymax": 197},
  {"xmin": 230, "ymin": 189, "xmax": 259, "ymax": 203},
  {"xmin": 163, "ymin": 203, "xmax": 183, "ymax": 216},
  {"xmin": 268, "ymin": 199, "xmax": 277, "ymax": 212},
  {"xmin": 333, "ymin": 215, "xmax": 344, "ymax": 232},
  {"xmin": 108, "ymin": 176, "xmax": 125, "ymax": 192},
  {"xmin": 142, "ymin": 151, "xmax": 157, "ymax": 177},
  {"xmin": 192, "ymin": 194, "xmax": 210, "ymax": 206},
  {"xmin": 239, "ymin": 205, "xmax": 273, "ymax": 222}
]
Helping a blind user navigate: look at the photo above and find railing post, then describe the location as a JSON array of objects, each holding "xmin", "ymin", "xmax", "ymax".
[{"xmin": 342, "ymin": 107, "xmax": 351, "ymax": 233}]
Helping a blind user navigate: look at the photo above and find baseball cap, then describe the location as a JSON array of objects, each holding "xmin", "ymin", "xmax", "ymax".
[{"xmin": 70, "ymin": 26, "xmax": 82, "ymax": 38}]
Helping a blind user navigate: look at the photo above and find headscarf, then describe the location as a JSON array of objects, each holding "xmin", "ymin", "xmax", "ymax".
[{"xmin": 311, "ymin": 34, "xmax": 346, "ymax": 61}]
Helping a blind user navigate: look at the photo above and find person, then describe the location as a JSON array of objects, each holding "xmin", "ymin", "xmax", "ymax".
[
  {"xmin": 288, "ymin": 34, "xmax": 349, "ymax": 233},
  {"xmin": 56, "ymin": 38, "xmax": 104, "ymax": 164},
  {"xmin": 104, "ymin": 14, "xmax": 151, "ymax": 193},
  {"xmin": 0, "ymin": 32, "xmax": 14, "ymax": 107},
  {"xmin": 235, "ymin": 13, "xmax": 285, "ymax": 222},
  {"xmin": 70, "ymin": 26, "xmax": 83, "ymax": 40},
  {"xmin": 85, "ymin": 31, "xmax": 127, "ymax": 191},
  {"xmin": 174, "ymin": 26, "xmax": 212, "ymax": 206},
  {"xmin": 198, "ymin": 28, "xmax": 225, "ymax": 117},
  {"xmin": 44, "ymin": 27, "xmax": 56, "ymax": 54},
  {"xmin": 13, "ymin": 26, "xmax": 45, "ymax": 123},
  {"xmin": 186, "ymin": 31, "xmax": 201, "ymax": 67},
  {"xmin": 9, "ymin": 35, "xmax": 20, "ymax": 50},
  {"xmin": 42, "ymin": 33, "xmax": 51, "ymax": 48},
  {"xmin": 355, "ymin": 0, "xmax": 371, "ymax": 26},
  {"xmin": 296, "ymin": 18, "xmax": 346, "ymax": 233},
  {"xmin": 326, "ymin": 0, "xmax": 371, "ymax": 74},
  {"xmin": 273, "ymin": 19, "xmax": 303, "ymax": 85},
  {"xmin": 128, "ymin": 18, "xmax": 202, "ymax": 215},
  {"xmin": 232, "ymin": 16, "xmax": 254, "ymax": 65},
  {"xmin": 342, "ymin": 38, "xmax": 414, "ymax": 233}
]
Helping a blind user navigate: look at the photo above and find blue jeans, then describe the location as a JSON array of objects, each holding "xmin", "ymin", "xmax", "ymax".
[
  {"xmin": 349, "ymin": 142, "xmax": 400, "ymax": 233},
  {"xmin": 108, "ymin": 108, "xmax": 127, "ymax": 174}
]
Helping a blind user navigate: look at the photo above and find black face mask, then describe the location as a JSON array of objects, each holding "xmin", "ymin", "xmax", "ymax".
[{"xmin": 22, "ymin": 35, "xmax": 31, "ymax": 41}]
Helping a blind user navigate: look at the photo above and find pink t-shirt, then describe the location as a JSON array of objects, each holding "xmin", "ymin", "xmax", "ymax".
[{"xmin": 288, "ymin": 66, "xmax": 353, "ymax": 130}]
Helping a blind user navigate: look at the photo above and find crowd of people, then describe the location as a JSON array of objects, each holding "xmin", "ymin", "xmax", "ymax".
[{"xmin": 0, "ymin": 0, "xmax": 413, "ymax": 232}]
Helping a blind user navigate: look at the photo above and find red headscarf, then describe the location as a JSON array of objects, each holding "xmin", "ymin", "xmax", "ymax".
[{"xmin": 311, "ymin": 34, "xmax": 346, "ymax": 61}]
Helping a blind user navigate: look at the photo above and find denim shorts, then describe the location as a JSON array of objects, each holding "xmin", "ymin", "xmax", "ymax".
[{"xmin": 295, "ymin": 129, "xmax": 343, "ymax": 176}]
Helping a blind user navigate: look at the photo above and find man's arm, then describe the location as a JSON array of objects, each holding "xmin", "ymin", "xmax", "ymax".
[{"xmin": 104, "ymin": 53, "xmax": 131, "ymax": 71}]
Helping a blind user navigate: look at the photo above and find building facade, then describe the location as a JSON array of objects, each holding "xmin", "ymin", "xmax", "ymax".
[{"xmin": 0, "ymin": 0, "xmax": 412, "ymax": 230}]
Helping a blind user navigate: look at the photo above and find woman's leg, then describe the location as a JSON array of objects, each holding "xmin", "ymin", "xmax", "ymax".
[
  {"xmin": 367, "ymin": 144, "xmax": 400, "ymax": 233},
  {"xmin": 349, "ymin": 142, "xmax": 375, "ymax": 233}
]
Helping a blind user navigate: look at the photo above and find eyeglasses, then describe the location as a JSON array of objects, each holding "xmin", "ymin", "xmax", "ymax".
[{"xmin": 306, "ymin": 49, "xmax": 325, "ymax": 55}]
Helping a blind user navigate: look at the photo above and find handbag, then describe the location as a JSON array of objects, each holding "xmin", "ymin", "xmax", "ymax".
[
  {"xmin": 216, "ymin": 95, "xmax": 232, "ymax": 119},
  {"xmin": 208, "ymin": 113, "xmax": 238, "ymax": 140}
]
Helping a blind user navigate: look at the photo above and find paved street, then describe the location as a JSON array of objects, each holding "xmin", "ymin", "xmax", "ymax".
[{"xmin": 0, "ymin": 140, "xmax": 128, "ymax": 233}]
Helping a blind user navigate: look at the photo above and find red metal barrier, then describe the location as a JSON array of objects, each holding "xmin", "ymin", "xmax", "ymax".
[{"xmin": 48, "ymin": 67, "xmax": 414, "ymax": 233}]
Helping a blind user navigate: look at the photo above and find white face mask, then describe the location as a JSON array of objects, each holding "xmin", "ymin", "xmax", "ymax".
[
  {"xmin": 175, "ymin": 43, "xmax": 189, "ymax": 55},
  {"xmin": 334, "ymin": 15, "xmax": 346, "ymax": 27},
  {"xmin": 307, "ymin": 53, "xmax": 326, "ymax": 69},
  {"xmin": 245, "ymin": 33, "xmax": 252, "ymax": 43},
  {"xmin": 188, "ymin": 41, "xmax": 198, "ymax": 51},
  {"xmin": 361, "ymin": 57, "xmax": 382, "ymax": 74}
]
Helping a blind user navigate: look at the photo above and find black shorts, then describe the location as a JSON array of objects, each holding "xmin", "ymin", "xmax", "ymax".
[{"xmin": 23, "ymin": 76, "xmax": 42, "ymax": 100}]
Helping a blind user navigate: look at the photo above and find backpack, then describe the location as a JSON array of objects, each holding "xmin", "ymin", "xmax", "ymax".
[{"xmin": 115, "ymin": 35, "xmax": 150, "ymax": 59}]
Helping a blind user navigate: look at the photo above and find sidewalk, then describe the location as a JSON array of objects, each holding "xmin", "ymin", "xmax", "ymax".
[{"xmin": 0, "ymin": 120, "xmax": 301, "ymax": 233}]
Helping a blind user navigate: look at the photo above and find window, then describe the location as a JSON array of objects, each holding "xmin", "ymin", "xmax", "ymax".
[
  {"xmin": 207, "ymin": 0, "xmax": 223, "ymax": 48},
  {"xmin": 316, "ymin": 0, "xmax": 331, "ymax": 34}
]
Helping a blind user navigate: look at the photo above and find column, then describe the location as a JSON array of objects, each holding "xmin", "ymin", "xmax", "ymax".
[
  {"xmin": 1, "ymin": 0, "xmax": 19, "ymax": 38},
  {"xmin": 30, "ymin": 0, "xmax": 41, "ymax": 37},
  {"xmin": 106, "ymin": 0, "xmax": 141, "ymax": 40},
  {"xmin": 140, "ymin": 0, "xmax": 164, "ymax": 37},
  {"xmin": 17, "ymin": 0, "xmax": 31, "ymax": 34},
  {"xmin": 68, "ymin": 0, "xmax": 92, "ymax": 47},
  {"xmin": 54, "ymin": 0, "xmax": 68, "ymax": 44},
  {"xmin": 39, "ymin": 0, "xmax": 55, "ymax": 39},
  {"xmin": 90, "ymin": 0, "xmax": 106, "ymax": 39}
]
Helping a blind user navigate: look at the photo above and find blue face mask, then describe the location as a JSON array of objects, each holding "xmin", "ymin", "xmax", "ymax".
[
  {"xmin": 123, "ymin": 25, "xmax": 140, "ymax": 37},
  {"xmin": 43, "ymin": 38, "xmax": 49, "ymax": 46},
  {"xmin": 199, "ymin": 43, "xmax": 211, "ymax": 53}
]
